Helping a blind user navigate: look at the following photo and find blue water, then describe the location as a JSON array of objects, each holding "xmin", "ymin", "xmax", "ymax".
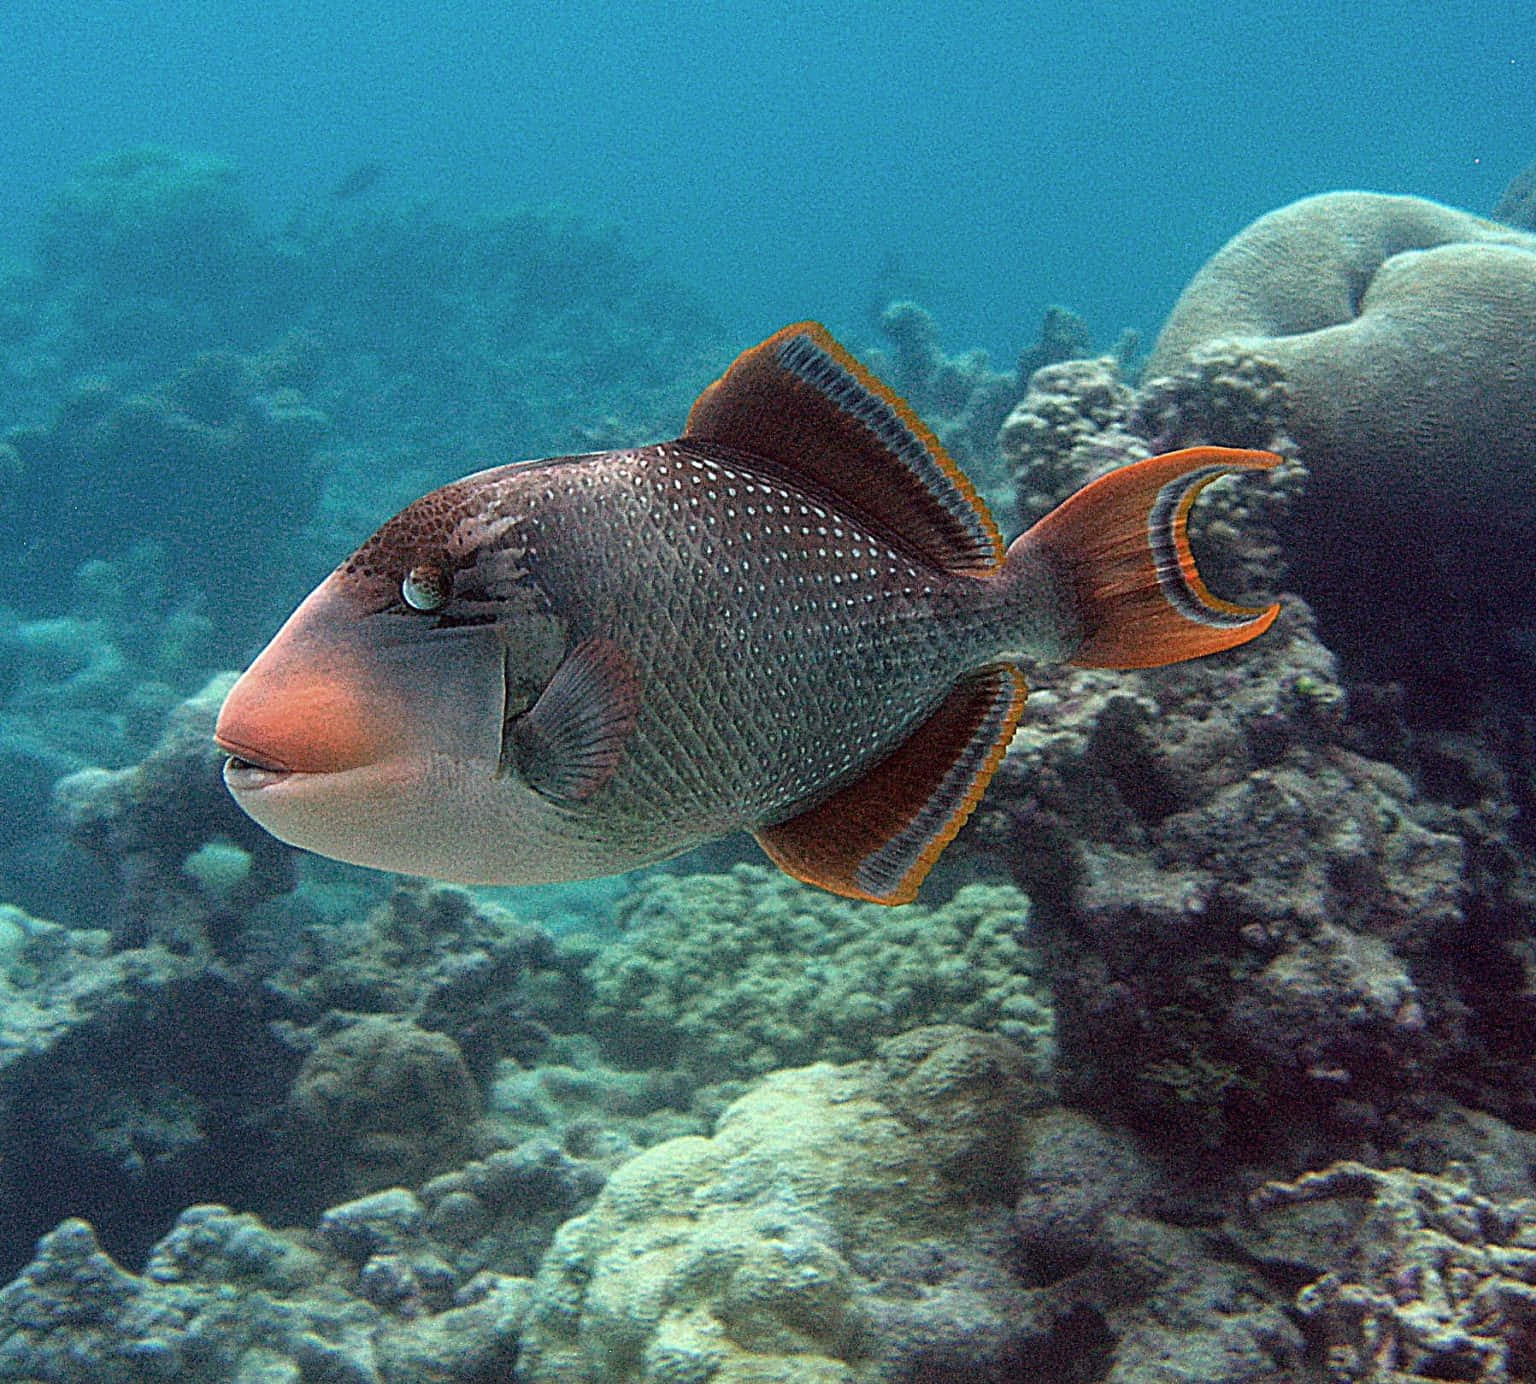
[{"xmin": 2, "ymin": 0, "xmax": 1528, "ymax": 359}]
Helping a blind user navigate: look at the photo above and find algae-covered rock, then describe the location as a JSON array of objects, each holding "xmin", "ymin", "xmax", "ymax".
[{"xmin": 583, "ymin": 866, "xmax": 1051, "ymax": 1081}]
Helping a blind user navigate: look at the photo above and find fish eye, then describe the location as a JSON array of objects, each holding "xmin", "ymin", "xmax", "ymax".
[{"xmin": 401, "ymin": 563, "xmax": 450, "ymax": 611}]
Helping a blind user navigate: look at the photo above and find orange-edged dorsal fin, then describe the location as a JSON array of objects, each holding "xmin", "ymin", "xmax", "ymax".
[
  {"xmin": 684, "ymin": 322, "xmax": 1003, "ymax": 575},
  {"xmin": 1013, "ymin": 446, "xmax": 1281, "ymax": 669},
  {"xmin": 754, "ymin": 666, "xmax": 1027, "ymax": 905}
]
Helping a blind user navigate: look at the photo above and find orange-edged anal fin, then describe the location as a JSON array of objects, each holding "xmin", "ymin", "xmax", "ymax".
[
  {"xmin": 684, "ymin": 323, "xmax": 1003, "ymax": 575},
  {"xmin": 755, "ymin": 665, "xmax": 1027, "ymax": 905},
  {"xmin": 1015, "ymin": 446, "xmax": 1281, "ymax": 670}
]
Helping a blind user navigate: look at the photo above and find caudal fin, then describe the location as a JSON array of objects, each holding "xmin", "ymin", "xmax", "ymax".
[{"xmin": 1013, "ymin": 446, "xmax": 1281, "ymax": 670}]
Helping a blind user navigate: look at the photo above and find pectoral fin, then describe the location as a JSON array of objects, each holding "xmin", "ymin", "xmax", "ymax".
[{"xmin": 506, "ymin": 637, "xmax": 642, "ymax": 802}]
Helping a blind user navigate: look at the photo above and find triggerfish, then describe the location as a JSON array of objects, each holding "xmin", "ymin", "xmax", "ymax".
[{"xmin": 216, "ymin": 324, "xmax": 1278, "ymax": 904}]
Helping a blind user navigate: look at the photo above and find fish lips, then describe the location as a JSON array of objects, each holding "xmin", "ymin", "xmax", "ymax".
[{"xmin": 215, "ymin": 734, "xmax": 298, "ymax": 791}]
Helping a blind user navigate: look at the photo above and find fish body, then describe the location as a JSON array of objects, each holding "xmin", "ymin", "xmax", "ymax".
[{"xmin": 216, "ymin": 325, "xmax": 1278, "ymax": 903}]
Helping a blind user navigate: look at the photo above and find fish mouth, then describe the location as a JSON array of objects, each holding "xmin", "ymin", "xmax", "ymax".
[{"xmin": 216, "ymin": 736, "xmax": 299, "ymax": 791}]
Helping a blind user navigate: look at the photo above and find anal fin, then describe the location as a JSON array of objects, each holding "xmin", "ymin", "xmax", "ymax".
[{"xmin": 755, "ymin": 666, "xmax": 1027, "ymax": 905}]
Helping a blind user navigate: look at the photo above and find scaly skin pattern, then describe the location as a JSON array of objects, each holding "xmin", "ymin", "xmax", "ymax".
[{"xmin": 343, "ymin": 441, "xmax": 1059, "ymax": 876}]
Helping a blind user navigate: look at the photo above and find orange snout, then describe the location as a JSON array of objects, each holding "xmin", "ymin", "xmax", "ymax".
[{"xmin": 216, "ymin": 657, "xmax": 394, "ymax": 775}]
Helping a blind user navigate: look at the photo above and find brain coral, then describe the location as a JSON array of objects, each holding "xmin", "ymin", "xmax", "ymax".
[
  {"xmin": 583, "ymin": 866, "xmax": 1051, "ymax": 1082},
  {"xmin": 1142, "ymin": 192, "xmax": 1536, "ymax": 689}
]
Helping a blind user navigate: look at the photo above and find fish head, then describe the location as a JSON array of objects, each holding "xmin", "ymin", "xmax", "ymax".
[{"xmin": 215, "ymin": 469, "xmax": 567, "ymax": 878}]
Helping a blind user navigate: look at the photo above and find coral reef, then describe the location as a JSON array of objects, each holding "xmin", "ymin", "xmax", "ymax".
[
  {"xmin": 1246, "ymin": 1160, "xmax": 1536, "ymax": 1382},
  {"xmin": 4, "ymin": 143, "xmax": 1536, "ymax": 1383},
  {"xmin": 0, "ymin": 1207, "xmax": 528, "ymax": 1383},
  {"xmin": 19, "ymin": 1022, "xmax": 1536, "ymax": 1382},
  {"xmin": 866, "ymin": 300, "xmax": 1129, "ymax": 530},
  {"xmin": 5, "ymin": 348, "xmax": 328, "ymax": 645},
  {"xmin": 50, "ymin": 674, "xmax": 293, "ymax": 946},
  {"xmin": 518, "ymin": 1026, "xmax": 1045, "ymax": 1383},
  {"xmin": 0, "ymin": 902, "xmax": 296, "ymax": 1282},
  {"xmin": 416, "ymin": 1140, "xmax": 610, "ymax": 1282},
  {"xmin": 0, "ymin": 1027, "xmax": 1304, "ymax": 1383},
  {"xmin": 999, "ymin": 355, "xmax": 1147, "ymax": 528},
  {"xmin": 866, "ymin": 300, "xmax": 1020, "ymax": 501},
  {"xmin": 286, "ymin": 1015, "xmax": 484, "ymax": 1202},
  {"xmin": 35, "ymin": 146, "xmax": 286, "ymax": 364},
  {"xmin": 998, "ymin": 347, "xmax": 1300, "ymax": 613},
  {"xmin": 0, "ymin": 551, "xmax": 229, "ymax": 924},
  {"xmin": 264, "ymin": 879, "xmax": 591, "ymax": 1080},
  {"xmin": 284, "ymin": 201, "xmax": 728, "ymax": 468},
  {"xmin": 961, "ymin": 599, "xmax": 1487, "ymax": 1162},
  {"xmin": 518, "ymin": 1026, "xmax": 1302, "ymax": 1382},
  {"xmin": 583, "ymin": 866, "xmax": 1052, "ymax": 1082}
]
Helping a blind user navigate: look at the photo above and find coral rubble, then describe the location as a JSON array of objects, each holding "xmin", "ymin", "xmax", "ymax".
[{"xmin": 1247, "ymin": 1161, "xmax": 1536, "ymax": 1382}]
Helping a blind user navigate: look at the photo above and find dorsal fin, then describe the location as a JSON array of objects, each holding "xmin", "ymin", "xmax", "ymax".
[
  {"xmin": 684, "ymin": 323, "xmax": 1002, "ymax": 575},
  {"xmin": 754, "ymin": 666, "xmax": 1027, "ymax": 905}
]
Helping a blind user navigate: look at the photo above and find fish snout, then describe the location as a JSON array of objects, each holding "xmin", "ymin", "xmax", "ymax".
[{"xmin": 215, "ymin": 660, "xmax": 394, "ymax": 784}]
